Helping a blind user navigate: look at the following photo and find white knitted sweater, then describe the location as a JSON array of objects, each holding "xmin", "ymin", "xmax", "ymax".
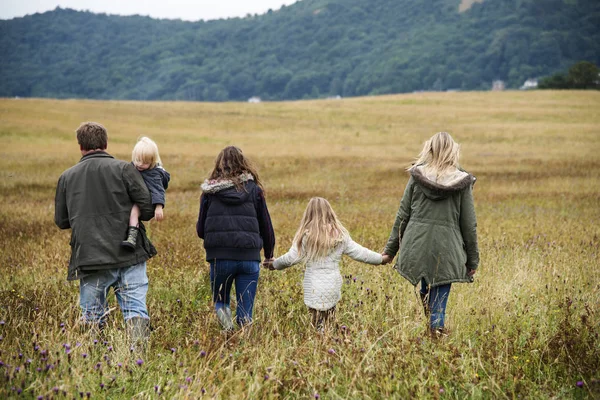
[{"xmin": 273, "ymin": 235, "xmax": 382, "ymax": 311}]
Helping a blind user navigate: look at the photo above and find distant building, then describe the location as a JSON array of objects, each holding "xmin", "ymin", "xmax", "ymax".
[
  {"xmin": 492, "ymin": 80, "xmax": 505, "ymax": 91},
  {"xmin": 520, "ymin": 79, "xmax": 538, "ymax": 90},
  {"xmin": 327, "ymin": 95, "xmax": 342, "ymax": 100},
  {"xmin": 248, "ymin": 96, "xmax": 261, "ymax": 103}
]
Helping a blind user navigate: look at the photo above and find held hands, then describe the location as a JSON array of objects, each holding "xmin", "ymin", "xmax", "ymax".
[
  {"xmin": 466, "ymin": 266, "xmax": 476, "ymax": 282},
  {"xmin": 154, "ymin": 205, "xmax": 164, "ymax": 222},
  {"xmin": 381, "ymin": 253, "xmax": 393, "ymax": 265},
  {"xmin": 262, "ymin": 258, "xmax": 275, "ymax": 270}
]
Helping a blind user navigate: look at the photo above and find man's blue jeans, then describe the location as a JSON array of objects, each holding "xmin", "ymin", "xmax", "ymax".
[
  {"xmin": 420, "ymin": 278, "xmax": 451, "ymax": 330},
  {"xmin": 79, "ymin": 261, "xmax": 149, "ymax": 326},
  {"xmin": 209, "ymin": 259, "xmax": 260, "ymax": 328}
]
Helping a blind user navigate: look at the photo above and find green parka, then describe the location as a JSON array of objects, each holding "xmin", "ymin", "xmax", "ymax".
[
  {"xmin": 384, "ymin": 166, "xmax": 479, "ymax": 287},
  {"xmin": 54, "ymin": 152, "xmax": 157, "ymax": 281}
]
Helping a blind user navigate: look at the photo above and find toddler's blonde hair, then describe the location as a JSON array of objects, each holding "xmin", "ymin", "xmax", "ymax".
[
  {"xmin": 411, "ymin": 131, "xmax": 460, "ymax": 178},
  {"xmin": 293, "ymin": 197, "xmax": 348, "ymax": 262},
  {"xmin": 132, "ymin": 137, "xmax": 162, "ymax": 169}
]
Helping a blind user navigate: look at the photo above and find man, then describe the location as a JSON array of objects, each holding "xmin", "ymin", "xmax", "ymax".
[{"xmin": 54, "ymin": 122, "xmax": 156, "ymax": 345}]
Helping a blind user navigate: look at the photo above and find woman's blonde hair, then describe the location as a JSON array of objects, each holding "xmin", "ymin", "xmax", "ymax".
[
  {"xmin": 209, "ymin": 146, "xmax": 263, "ymax": 191},
  {"xmin": 132, "ymin": 137, "xmax": 162, "ymax": 169},
  {"xmin": 411, "ymin": 131, "xmax": 460, "ymax": 177},
  {"xmin": 292, "ymin": 197, "xmax": 348, "ymax": 261}
]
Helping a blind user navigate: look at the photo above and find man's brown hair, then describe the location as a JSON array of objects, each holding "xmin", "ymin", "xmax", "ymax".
[{"xmin": 76, "ymin": 122, "xmax": 108, "ymax": 151}]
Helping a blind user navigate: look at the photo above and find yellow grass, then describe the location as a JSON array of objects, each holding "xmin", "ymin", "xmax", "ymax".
[{"xmin": 0, "ymin": 91, "xmax": 599, "ymax": 398}]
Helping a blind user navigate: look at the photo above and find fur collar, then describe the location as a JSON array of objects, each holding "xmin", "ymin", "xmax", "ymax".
[
  {"xmin": 201, "ymin": 173, "xmax": 254, "ymax": 194},
  {"xmin": 410, "ymin": 165, "xmax": 475, "ymax": 194}
]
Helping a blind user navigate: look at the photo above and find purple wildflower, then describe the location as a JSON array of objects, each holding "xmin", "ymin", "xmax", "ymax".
[
  {"xmin": 315, "ymin": 394, "xmax": 320, "ymax": 399},
  {"xmin": 82, "ymin": 353, "xmax": 87, "ymax": 359},
  {"xmin": 200, "ymin": 350, "xmax": 206, "ymax": 357},
  {"xmin": 440, "ymin": 388, "xmax": 445, "ymax": 394},
  {"xmin": 154, "ymin": 385, "xmax": 159, "ymax": 392},
  {"xmin": 100, "ymin": 383, "xmax": 105, "ymax": 389},
  {"xmin": 53, "ymin": 387, "xmax": 59, "ymax": 393},
  {"xmin": 577, "ymin": 381, "xmax": 584, "ymax": 388},
  {"xmin": 60, "ymin": 323, "xmax": 65, "ymax": 327},
  {"xmin": 16, "ymin": 388, "xmax": 22, "ymax": 395},
  {"xmin": 0, "ymin": 320, "xmax": 4, "ymax": 325},
  {"xmin": 328, "ymin": 348, "xmax": 335, "ymax": 355},
  {"xmin": 136, "ymin": 359, "xmax": 143, "ymax": 366},
  {"xmin": 171, "ymin": 348, "xmax": 176, "ymax": 353}
]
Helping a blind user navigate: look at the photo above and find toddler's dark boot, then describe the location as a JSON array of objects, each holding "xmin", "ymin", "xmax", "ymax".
[{"xmin": 121, "ymin": 226, "xmax": 139, "ymax": 251}]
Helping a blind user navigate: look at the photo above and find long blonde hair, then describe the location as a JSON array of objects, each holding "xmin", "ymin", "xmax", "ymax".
[
  {"xmin": 209, "ymin": 146, "xmax": 263, "ymax": 192},
  {"xmin": 132, "ymin": 136, "xmax": 162, "ymax": 169},
  {"xmin": 410, "ymin": 131, "xmax": 460, "ymax": 178},
  {"xmin": 292, "ymin": 197, "xmax": 348, "ymax": 261}
]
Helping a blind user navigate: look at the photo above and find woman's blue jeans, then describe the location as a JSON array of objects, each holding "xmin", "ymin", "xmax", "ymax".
[
  {"xmin": 209, "ymin": 259, "xmax": 260, "ymax": 328},
  {"xmin": 420, "ymin": 278, "xmax": 451, "ymax": 330}
]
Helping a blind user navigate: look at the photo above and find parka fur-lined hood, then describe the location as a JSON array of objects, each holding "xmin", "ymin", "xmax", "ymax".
[
  {"xmin": 201, "ymin": 173, "xmax": 254, "ymax": 194},
  {"xmin": 410, "ymin": 165, "xmax": 475, "ymax": 201},
  {"xmin": 200, "ymin": 173, "xmax": 256, "ymax": 205}
]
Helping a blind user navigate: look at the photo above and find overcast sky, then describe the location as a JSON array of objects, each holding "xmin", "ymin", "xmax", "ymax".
[{"xmin": 1, "ymin": 0, "xmax": 300, "ymax": 21}]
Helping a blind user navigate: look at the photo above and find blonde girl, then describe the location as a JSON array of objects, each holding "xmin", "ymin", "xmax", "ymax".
[
  {"xmin": 122, "ymin": 137, "xmax": 171, "ymax": 250},
  {"xmin": 265, "ymin": 197, "xmax": 386, "ymax": 327},
  {"xmin": 382, "ymin": 131, "xmax": 479, "ymax": 336}
]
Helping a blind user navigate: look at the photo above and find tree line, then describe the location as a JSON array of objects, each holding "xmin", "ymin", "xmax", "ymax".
[{"xmin": 1, "ymin": 0, "xmax": 599, "ymax": 101}]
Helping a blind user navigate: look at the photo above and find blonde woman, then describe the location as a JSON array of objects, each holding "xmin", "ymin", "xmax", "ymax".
[
  {"xmin": 122, "ymin": 137, "xmax": 170, "ymax": 250},
  {"xmin": 265, "ymin": 197, "xmax": 386, "ymax": 328},
  {"xmin": 382, "ymin": 131, "xmax": 479, "ymax": 336}
]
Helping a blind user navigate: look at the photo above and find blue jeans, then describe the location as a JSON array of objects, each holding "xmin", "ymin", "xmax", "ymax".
[
  {"xmin": 210, "ymin": 259, "xmax": 260, "ymax": 328},
  {"xmin": 79, "ymin": 262, "xmax": 149, "ymax": 326},
  {"xmin": 420, "ymin": 279, "xmax": 451, "ymax": 330}
]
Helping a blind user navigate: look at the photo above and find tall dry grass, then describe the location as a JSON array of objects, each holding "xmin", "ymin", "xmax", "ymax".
[{"xmin": 0, "ymin": 91, "xmax": 599, "ymax": 398}]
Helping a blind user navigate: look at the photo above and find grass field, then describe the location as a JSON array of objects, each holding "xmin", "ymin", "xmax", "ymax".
[{"xmin": 1, "ymin": 91, "xmax": 599, "ymax": 399}]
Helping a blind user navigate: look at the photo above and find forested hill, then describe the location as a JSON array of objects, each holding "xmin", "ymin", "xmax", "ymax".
[{"xmin": 1, "ymin": 0, "xmax": 599, "ymax": 101}]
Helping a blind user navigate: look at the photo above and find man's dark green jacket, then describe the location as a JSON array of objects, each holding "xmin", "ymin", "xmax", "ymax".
[
  {"xmin": 55, "ymin": 151, "xmax": 157, "ymax": 280},
  {"xmin": 384, "ymin": 166, "xmax": 479, "ymax": 288}
]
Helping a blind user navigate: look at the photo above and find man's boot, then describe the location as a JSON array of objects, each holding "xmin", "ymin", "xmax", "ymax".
[
  {"xmin": 121, "ymin": 226, "xmax": 139, "ymax": 251},
  {"xmin": 126, "ymin": 317, "xmax": 150, "ymax": 353}
]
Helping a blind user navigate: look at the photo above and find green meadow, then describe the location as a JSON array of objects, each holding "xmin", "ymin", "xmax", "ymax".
[{"xmin": 0, "ymin": 91, "xmax": 599, "ymax": 398}]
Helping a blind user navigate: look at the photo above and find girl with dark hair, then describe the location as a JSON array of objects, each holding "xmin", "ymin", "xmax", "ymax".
[{"xmin": 197, "ymin": 146, "xmax": 275, "ymax": 330}]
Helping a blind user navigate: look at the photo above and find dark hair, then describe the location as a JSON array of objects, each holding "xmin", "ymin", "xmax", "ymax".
[
  {"xmin": 209, "ymin": 146, "xmax": 263, "ymax": 192},
  {"xmin": 76, "ymin": 122, "xmax": 108, "ymax": 151}
]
